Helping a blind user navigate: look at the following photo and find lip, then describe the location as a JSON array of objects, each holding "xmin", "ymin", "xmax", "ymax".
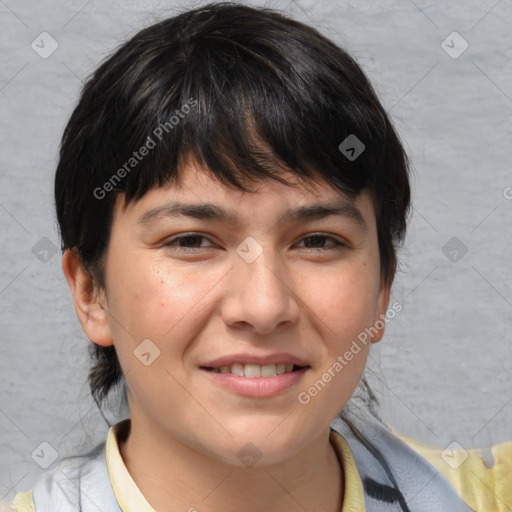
[
  {"xmin": 200, "ymin": 352, "xmax": 310, "ymax": 368},
  {"xmin": 202, "ymin": 366, "xmax": 309, "ymax": 398}
]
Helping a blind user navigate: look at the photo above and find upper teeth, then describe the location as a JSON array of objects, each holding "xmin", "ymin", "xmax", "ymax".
[{"xmin": 211, "ymin": 363, "xmax": 295, "ymax": 377}]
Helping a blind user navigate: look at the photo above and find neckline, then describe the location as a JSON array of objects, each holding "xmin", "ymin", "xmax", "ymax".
[{"xmin": 106, "ymin": 419, "xmax": 365, "ymax": 512}]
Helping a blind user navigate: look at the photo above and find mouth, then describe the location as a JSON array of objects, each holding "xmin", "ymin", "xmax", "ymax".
[
  {"xmin": 198, "ymin": 353, "xmax": 311, "ymax": 397},
  {"xmin": 200, "ymin": 363, "xmax": 310, "ymax": 378}
]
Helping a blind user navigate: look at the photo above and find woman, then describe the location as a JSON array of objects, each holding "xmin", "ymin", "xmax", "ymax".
[{"xmin": 8, "ymin": 3, "xmax": 510, "ymax": 511}]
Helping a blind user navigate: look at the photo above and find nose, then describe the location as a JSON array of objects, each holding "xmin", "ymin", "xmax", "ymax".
[{"xmin": 220, "ymin": 243, "xmax": 300, "ymax": 336}]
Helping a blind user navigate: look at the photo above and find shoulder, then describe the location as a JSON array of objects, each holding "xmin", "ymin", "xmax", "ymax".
[
  {"xmin": 8, "ymin": 442, "xmax": 119, "ymax": 512},
  {"xmin": 401, "ymin": 435, "xmax": 512, "ymax": 512},
  {"xmin": 332, "ymin": 406, "xmax": 476, "ymax": 511}
]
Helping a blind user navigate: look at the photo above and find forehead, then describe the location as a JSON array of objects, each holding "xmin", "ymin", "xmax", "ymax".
[
  {"xmin": 166, "ymin": 162, "xmax": 341, "ymax": 200},
  {"xmin": 117, "ymin": 162, "xmax": 376, "ymax": 230}
]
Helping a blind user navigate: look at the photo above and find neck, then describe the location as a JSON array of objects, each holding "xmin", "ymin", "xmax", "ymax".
[{"xmin": 118, "ymin": 417, "xmax": 343, "ymax": 512}]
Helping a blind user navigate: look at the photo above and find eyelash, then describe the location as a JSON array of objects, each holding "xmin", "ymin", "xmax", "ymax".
[{"xmin": 162, "ymin": 233, "xmax": 347, "ymax": 253}]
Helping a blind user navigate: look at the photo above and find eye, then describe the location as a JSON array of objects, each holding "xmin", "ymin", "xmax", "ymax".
[
  {"xmin": 296, "ymin": 234, "xmax": 346, "ymax": 251},
  {"xmin": 162, "ymin": 234, "xmax": 214, "ymax": 252}
]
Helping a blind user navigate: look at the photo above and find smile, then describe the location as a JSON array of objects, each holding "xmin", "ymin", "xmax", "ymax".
[
  {"xmin": 200, "ymin": 364, "xmax": 310, "ymax": 398},
  {"xmin": 201, "ymin": 363, "xmax": 307, "ymax": 377}
]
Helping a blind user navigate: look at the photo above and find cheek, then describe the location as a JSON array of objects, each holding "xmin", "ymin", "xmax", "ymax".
[
  {"xmin": 305, "ymin": 260, "xmax": 379, "ymax": 341},
  {"xmin": 104, "ymin": 255, "xmax": 217, "ymax": 402},
  {"xmin": 105, "ymin": 252, "xmax": 222, "ymax": 343}
]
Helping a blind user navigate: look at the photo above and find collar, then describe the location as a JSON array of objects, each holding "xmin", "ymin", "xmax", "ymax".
[
  {"xmin": 330, "ymin": 429, "xmax": 367, "ymax": 510},
  {"xmin": 105, "ymin": 419, "xmax": 365, "ymax": 512},
  {"xmin": 105, "ymin": 419, "xmax": 156, "ymax": 512}
]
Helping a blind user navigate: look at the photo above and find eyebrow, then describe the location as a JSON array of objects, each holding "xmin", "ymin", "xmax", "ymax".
[{"xmin": 137, "ymin": 198, "xmax": 367, "ymax": 229}]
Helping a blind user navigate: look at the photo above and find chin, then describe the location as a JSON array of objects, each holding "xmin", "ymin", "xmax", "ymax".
[{"xmin": 206, "ymin": 421, "xmax": 313, "ymax": 468}]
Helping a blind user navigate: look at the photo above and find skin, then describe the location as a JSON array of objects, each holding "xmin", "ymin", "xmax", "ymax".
[{"xmin": 63, "ymin": 161, "xmax": 391, "ymax": 512}]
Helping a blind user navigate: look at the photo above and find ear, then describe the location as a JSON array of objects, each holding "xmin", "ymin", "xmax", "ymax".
[
  {"xmin": 62, "ymin": 249, "xmax": 113, "ymax": 347},
  {"xmin": 369, "ymin": 278, "xmax": 392, "ymax": 344}
]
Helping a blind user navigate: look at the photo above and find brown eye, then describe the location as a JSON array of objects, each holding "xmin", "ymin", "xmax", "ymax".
[
  {"xmin": 297, "ymin": 234, "xmax": 346, "ymax": 250},
  {"xmin": 163, "ymin": 234, "xmax": 214, "ymax": 252}
]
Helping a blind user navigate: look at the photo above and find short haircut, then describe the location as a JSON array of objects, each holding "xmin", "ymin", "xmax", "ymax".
[{"xmin": 55, "ymin": 2, "xmax": 411, "ymax": 412}]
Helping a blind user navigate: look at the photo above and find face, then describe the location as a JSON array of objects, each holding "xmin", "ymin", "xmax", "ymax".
[{"xmin": 88, "ymin": 162, "xmax": 390, "ymax": 466}]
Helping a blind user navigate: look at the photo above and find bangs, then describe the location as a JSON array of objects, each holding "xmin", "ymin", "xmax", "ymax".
[{"xmin": 91, "ymin": 8, "xmax": 385, "ymax": 205}]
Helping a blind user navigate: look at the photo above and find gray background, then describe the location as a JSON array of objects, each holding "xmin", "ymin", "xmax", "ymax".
[{"xmin": 1, "ymin": 0, "xmax": 511, "ymax": 504}]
